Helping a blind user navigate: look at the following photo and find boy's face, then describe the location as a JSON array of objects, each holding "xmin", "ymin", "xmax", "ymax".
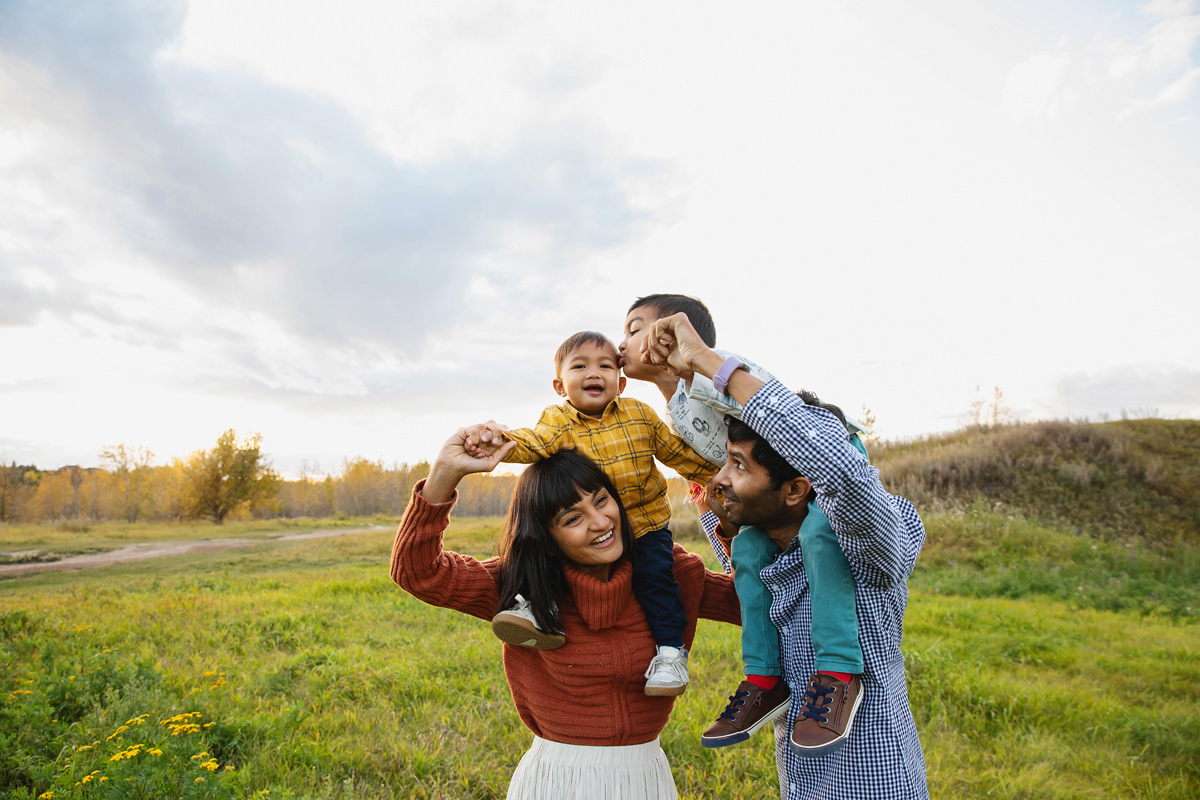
[
  {"xmin": 554, "ymin": 340, "xmax": 626, "ymax": 417},
  {"xmin": 618, "ymin": 304, "xmax": 662, "ymax": 381}
]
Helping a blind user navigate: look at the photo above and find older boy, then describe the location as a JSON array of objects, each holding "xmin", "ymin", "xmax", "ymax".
[
  {"xmin": 619, "ymin": 294, "xmax": 868, "ymax": 754},
  {"xmin": 479, "ymin": 331, "xmax": 717, "ymax": 696}
]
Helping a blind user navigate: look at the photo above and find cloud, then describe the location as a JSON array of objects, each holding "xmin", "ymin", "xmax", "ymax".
[
  {"xmin": 0, "ymin": 0, "xmax": 664, "ymax": 359},
  {"xmin": 1050, "ymin": 363, "xmax": 1200, "ymax": 418},
  {"xmin": 1002, "ymin": 0, "xmax": 1200, "ymax": 124},
  {"xmin": 1003, "ymin": 52, "xmax": 1072, "ymax": 125}
]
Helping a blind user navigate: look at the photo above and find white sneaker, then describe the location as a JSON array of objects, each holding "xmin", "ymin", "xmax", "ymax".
[
  {"xmin": 491, "ymin": 594, "xmax": 565, "ymax": 650},
  {"xmin": 644, "ymin": 645, "xmax": 689, "ymax": 696}
]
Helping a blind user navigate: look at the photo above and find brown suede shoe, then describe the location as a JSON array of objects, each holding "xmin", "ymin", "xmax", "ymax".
[
  {"xmin": 701, "ymin": 679, "xmax": 791, "ymax": 748},
  {"xmin": 789, "ymin": 673, "xmax": 863, "ymax": 757}
]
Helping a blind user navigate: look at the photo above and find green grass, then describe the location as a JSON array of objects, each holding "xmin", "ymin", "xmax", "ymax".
[{"xmin": 2, "ymin": 516, "xmax": 1198, "ymax": 799}]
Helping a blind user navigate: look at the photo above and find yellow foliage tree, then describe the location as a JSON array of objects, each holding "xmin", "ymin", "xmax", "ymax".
[{"xmin": 182, "ymin": 430, "xmax": 279, "ymax": 523}]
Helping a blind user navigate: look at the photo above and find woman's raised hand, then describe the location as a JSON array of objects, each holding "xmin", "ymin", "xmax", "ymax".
[{"xmin": 422, "ymin": 424, "xmax": 516, "ymax": 504}]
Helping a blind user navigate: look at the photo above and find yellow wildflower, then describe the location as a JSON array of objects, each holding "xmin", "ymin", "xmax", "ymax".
[{"xmin": 38, "ymin": 791, "xmax": 54, "ymax": 799}]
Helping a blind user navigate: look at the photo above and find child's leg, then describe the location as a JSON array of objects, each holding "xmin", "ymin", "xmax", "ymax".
[
  {"xmin": 632, "ymin": 528, "xmax": 686, "ymax": 647},
  {"xmin": 633, "ymin": 529, "xmax": 690, "ymax": 697},
  {"xmin": 701, "ymin": 527, "xmax": 790, "ymax": 748},
  {"xmin": 789, "ymin": 500, "xmax": 864, "ymax": 757},
  {"xmin": 798, "ymin": 501, "xmax": 862, "ymax": 675},
  {"xmin": 731, "ymin": 526, "xmax": 782, "ymax": 679}
]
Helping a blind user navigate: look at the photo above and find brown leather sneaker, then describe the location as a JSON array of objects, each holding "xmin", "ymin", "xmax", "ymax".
[
  {"xmin": 789, "ymin": 673, "xmax": 863, "ymax": 757},
  {"xmin": 701, "ymin": 679, "xmax": 791, "ymax": 748}
]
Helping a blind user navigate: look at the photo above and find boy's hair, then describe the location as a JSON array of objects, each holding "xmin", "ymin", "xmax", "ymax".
[
  {"xmin": 627, "ymin": 294, "xmax": 717, "ymax": 347},
  {"xmin": 725, "ymin": 390, "xmax": 851, "ymax": 501},
  {"xmin": 495, "ymin": 449, "xmax": 638, "ymax": 634},
  {"xmin": 554, "ymin": 331, "xmax": 617, "ymax": 373}
]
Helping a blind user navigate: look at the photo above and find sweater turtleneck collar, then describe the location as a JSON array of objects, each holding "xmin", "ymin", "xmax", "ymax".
[{"xmin": 561, "ymin": 558, "xmax": 634, "ymax": 631}]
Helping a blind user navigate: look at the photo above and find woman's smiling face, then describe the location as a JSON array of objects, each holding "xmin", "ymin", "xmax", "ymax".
[{"xmin": 547, "ymin": 486, "xmax": 624, "ymax": 580}]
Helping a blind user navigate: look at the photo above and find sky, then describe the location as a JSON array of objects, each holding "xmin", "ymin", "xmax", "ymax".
[{"xmin": 2, "ymin": 0, "xmax": 1198, "ymax": 478}]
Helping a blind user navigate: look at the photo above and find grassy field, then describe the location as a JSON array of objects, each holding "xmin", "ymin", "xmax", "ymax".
[{"xmin": 2, "ymin": 513, "xmax": 1197, "ymax": 799}]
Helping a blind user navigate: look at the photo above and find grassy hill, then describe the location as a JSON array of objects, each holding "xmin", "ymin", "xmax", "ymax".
[
  {"xmin": 868, "ymin": 419, "xmax": 1200, "ymax": 618},
  {"xmin": 871, "ymin": 418, "xmax": 1200, "ymax": 543}
]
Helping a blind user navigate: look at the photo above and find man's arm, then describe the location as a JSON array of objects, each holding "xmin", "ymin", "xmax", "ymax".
[
  {"xmin": 642, "ymin": 314, "xmax": 924, "ymax": 587},
  {"xmin": 741, "ymin": 382, "xmax": 921, "ymax": 587}
]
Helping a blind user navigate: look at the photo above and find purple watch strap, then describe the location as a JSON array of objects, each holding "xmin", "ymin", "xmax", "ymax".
[{"xmin": 712, "ymin": 356, "xmax": 745, "ymax": 396}]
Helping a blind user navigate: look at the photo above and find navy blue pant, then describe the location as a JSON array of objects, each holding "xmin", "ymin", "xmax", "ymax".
[{"xmin": 633, "ymin": 528, "xmax": 686, "ymax": 648}]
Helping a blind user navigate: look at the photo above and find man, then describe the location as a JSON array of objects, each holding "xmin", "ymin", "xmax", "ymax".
[{"xmin": 640, "ymin": 312, "xmax": 929, "ymax": 799}]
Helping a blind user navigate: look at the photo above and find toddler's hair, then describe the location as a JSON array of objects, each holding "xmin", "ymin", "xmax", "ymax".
[{"xmin": 554, "ymin": 331, "xmax": 616, "ymax": 373}]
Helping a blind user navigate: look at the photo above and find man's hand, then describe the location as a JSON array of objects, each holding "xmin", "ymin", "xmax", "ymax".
[
  {"xmin": 423, "ymin": 426, "xmax": 516, "ymax": 504},
  {"xmin": 640, "ymin": 312, "xmax": 720, "ymax": 377}
]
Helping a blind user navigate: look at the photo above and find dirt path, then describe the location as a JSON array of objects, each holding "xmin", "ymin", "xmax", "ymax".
[{"xmin": 0, "ymin": 526, "xmax": 387, "ymax": 578}]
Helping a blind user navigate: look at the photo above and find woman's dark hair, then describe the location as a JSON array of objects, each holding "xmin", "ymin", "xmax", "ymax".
[{"xmin": 495, "ymin": 449, "xmax": 637, "ymax": 634}]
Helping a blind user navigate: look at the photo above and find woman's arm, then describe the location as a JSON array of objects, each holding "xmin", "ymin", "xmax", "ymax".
[{"xmin": 389, "ymin": 429, "xmax": 516, "ymax": 621}]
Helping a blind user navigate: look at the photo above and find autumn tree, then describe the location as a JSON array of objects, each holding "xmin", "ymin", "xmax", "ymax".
[
  {"xmin": 182, "ymin": 430, "xmax": 279, "ymax": 523},
  {"xmin": 0, "ymin": 462, "xmax": 37, "ymax": 522},
  {"xmin": 100, "ymin": 443, "xmax": 154, "ymax": 523}
]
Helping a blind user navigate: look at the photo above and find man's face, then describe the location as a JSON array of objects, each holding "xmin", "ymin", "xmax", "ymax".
[
  {"xmin": 618, "ymin": 305, "xmax": 661, "ymax": 381},
  {"xmin": 553, "ymin": 340, "xmax": 626, "ymax": 416},
  {"xmin": 714, "ymin": 438, "xmax": 789, "ymax": 528}
]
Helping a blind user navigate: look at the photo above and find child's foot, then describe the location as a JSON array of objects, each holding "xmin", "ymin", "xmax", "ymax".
[
  {"xmin": 491, "ymin": 594, "xmax": 565, "ymax": 650},
  {"xmin": 643, "ymin": 645, "xmax": 689, "ymax": 696},
  {"xmin": 789, "ymin": 673, "xmax": 863, "ymax": 757},
  {"xmin": 701, "ymin": 679, "xmax": 791, "ymax": 748}
]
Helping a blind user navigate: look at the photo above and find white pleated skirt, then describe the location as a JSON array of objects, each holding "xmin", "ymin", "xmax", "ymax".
[{"xmin": 505, "ymin": 736, "xmax": 678, "ymax": 800}]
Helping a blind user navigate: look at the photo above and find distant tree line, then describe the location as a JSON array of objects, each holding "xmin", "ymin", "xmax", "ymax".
[{"xmin": 0, "ymin": 430, "xmax": 518, "ymax": 525}]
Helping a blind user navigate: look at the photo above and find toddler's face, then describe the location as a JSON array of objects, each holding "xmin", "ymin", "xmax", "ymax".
[{"xmin": 554, "ymin": 341, "xmax": 625, "ymax": 416}]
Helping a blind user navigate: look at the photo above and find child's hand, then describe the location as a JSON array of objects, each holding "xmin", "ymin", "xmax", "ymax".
[
  {"xmin": 703, "ymin": 476, "xmax": 735, "ymax": 532},
  {"xmin": 462, "ymin": 421, "xmax": 511, "ymax": 458}
]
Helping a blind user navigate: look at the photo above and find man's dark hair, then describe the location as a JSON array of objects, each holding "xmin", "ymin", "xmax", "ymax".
[
  {"xmin": 627, "ymin": 294, "xmax": 717, "ymax": 347},
  {"xmin": 726, "ymin": 416, "xmax": 801, "ymax": 489},
  {"xmin": 726, "ymin": 390, "xmax": 852, "ymax": 500},
  {"xmin": 554, "ymin": 331, "xmax": 615, "ymax": 373}
]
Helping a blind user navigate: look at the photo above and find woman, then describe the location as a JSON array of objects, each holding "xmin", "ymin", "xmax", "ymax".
[{"xmin": 390, "ymin": 427, "xmax": 740, "ymax": 799}]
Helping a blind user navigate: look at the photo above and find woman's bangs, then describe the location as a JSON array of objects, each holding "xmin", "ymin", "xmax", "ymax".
[{"xmin": 529, "ymin": 452, "xmax": 611, "ymax": 523}]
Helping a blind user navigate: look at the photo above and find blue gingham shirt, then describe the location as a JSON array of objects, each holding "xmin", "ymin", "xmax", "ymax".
[{"xmin": 702, "ymin": 379, "xmax": 929, "ymax": 799}]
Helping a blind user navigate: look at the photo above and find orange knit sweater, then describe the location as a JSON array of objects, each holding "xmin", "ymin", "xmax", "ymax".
[{"xmin": 390, "ymin": 482, "xmax": 741, "ymax": 746}]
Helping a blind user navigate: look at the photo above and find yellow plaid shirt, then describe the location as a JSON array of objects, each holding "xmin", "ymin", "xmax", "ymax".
[{"xmin": 504, "ymin": 397, "xmax": 717, "ymax": 538}]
